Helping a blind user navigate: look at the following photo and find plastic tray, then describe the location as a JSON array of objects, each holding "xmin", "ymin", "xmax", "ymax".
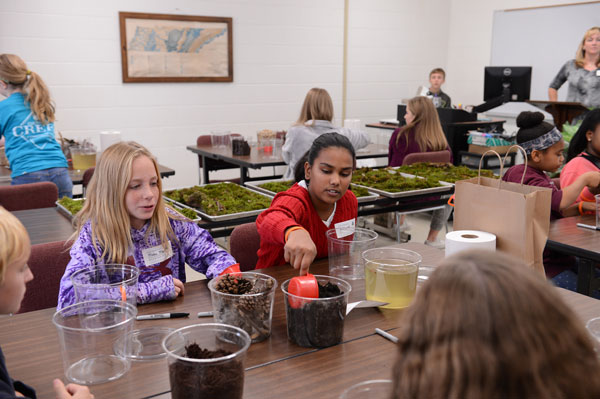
[
  {"xmin": 352, "ymin": 171, "xmax": 453, "ymax": 199},
  {"xmin": 163, "ymin": 182, "xmax": 273, "ymax": 222},
  {"xmin": 245, "ymin": 179, "xmax": 379, "ymax": 203}
]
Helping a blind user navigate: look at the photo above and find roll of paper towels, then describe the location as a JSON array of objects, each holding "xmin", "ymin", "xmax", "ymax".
[
  {"xmin": 445, "ymin": 230, "xmax": 496, "ymax": 257},
  {"xmin": 100, "ymin": 131, "xmax": 121, "ymax": 152}
]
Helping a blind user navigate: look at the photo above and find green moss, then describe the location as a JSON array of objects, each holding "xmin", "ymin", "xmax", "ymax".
[
  {"xmin": 349, "ymin": 184, "xmax": 371, "ymax": 197},
  {"xmin": 165, "ymin": 183, "xmax": 272, "ymax": 216},
  {"xmin": 351, "ymin": 168, "xmax": 442, "ymax": 192},
  {"xmin": 176, "ymin": 207, "xmax": 199, "ymax": 219},
  {"xmin": 394, "ymin": 162, "xmax": 495, "ymax": 183},
  {"xmin": 258, "ymin": 180, "xmax": 294, "ymax": 193},
  {"xmin": 58, "ymin": 197, "xmax": 84, "ymax": 215}
]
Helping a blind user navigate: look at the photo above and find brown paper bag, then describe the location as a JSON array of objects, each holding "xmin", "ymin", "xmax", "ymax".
[{"xmin": 453, "ymin": 151, "xmax": 552, "ymax": 275}]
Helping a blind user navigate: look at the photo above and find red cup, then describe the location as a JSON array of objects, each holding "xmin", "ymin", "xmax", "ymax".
[
  {"xmin": 263, "ymin": 145, "xmax": 273, "ymax": 153},
  {"xmin": 219, "ymin": 263, "xmax": 241, "ymax": 276},
  {"xmin": 287, "ymin": 274, "xmax": 318, "ymax": 309}
]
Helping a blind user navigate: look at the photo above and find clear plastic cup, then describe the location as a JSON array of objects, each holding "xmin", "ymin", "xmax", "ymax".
[
  {"xmin": 70, "ymin": 145, "xmax": 97, "ymax": 171},
  {"xmin": 210, "ymin": 130, "xmax": 231, "ymax": 148},
  {"xmin": 52, "ymin": 299, "xmax": 137, "ymax": 384},
  {"xmin": 208, "ymin": 272, "xmax": 277, "ymax": 343},
  {"xmin": 340, "ymin": 379, "xmax": 393, "ymax": 399},
  {"xmin": 281, "ymin": 275, "xmax": 351, "ymax": 348},
  {"xmin": 71, "ymin": 264, "xmax": 139, "ymax": 307},
  {"xmin": 362, "ymin": 247, "xmax": 422, "ymax": 309},
  {"xmin": 162, "ymin": 323, "xmax": 251, "ymax": 399},
  {"xmin": 327, "ymin": 227, "xmax": 378, "ymax": 280}
]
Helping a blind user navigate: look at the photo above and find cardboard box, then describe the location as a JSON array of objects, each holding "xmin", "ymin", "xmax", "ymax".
[{"xmin": 468, "ymin": 144, "xmax": 516, "ymax": 155}]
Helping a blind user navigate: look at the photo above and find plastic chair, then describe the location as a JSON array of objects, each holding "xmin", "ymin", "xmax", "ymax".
[
  {"xmin": 229, "ymin": 223, "xmax": 261, "ymax": 271},
  {"xmin": 82, "ymin": 167, "xmax": 95, "ymax": 197},
  {"xmin": 18, "ymin": 240, "xmax": 72, "ymax": 313},
  {"xmin": 196, "ymin": 135, "xmax": 242, "ymax": 184},
  {"xmin": 402, "ymin": 150, "xmax": 452, "ymax": 166},
  {"xmin": 0, "ymin": 182, "xmax": 58, "ymax": 211}
]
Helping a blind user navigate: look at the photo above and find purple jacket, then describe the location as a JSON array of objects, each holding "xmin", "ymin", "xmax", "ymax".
[
  {"xmin": 388, "ymin": 128, "xmax": 452, "ymax": 167},
  {"xmin": 57, "ymin": 217, "xmax": 236, "ymax": 309}
]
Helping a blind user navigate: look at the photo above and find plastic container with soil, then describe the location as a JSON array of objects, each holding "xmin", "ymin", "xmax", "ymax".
[
  {"xmin": 282, "ymin": 275, "xmax": 351, "ymax": 348},
  {"xmin": 162, "ymin": 324, "xmax": 250, "ymax": 399},
  {"xmin": 208, "ymin": 272, "xmax": 277, "ymax": 343}
]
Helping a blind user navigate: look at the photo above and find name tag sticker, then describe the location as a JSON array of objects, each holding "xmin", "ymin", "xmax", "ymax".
[
  {"xmin": 142, "ymin": 242, "xmax": 173, "ymax": 266},
  {"xmin": 334, "ymin": 218, "xmax": 355, "ymax": 238},
  {"xmin": 597, "ymin": 70, "xmax": 600, "ymax": 76}
]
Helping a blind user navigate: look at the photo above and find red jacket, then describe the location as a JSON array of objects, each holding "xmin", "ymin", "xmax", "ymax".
[{"xmin": 255, "ymin": 183, "xmax": 358, "ymax": 269}]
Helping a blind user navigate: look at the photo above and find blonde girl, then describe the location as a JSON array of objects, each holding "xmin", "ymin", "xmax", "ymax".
[
  {"xmin": 0, "ymin": 54, "xmax": 72, "ymax": 198},
  {"xmin": 549, "ymin": 26, "xmax": 600, "ymax": 108},
  {"xmin": 57, "ymin": 141, "xmax": 237, "ymax": 309},
  {"xmin": 282, "ymin": 87, "xmax": 369, "ymax": 180},
  {"xmin": 388, "ymin": 96, "xmax": 451, "ymax": 247},
  {"xmin": 0, "ymin": 207, "xmax": 93, "ymax": 398},
  {"xmin": 392, "ymin": 250, "xmax": 600, "ymax": 399}
]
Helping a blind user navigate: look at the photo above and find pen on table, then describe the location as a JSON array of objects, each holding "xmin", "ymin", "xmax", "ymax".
[
  {"xmin": 375, "ymin": 328, "xmax": 399, "ymax": 344},
  {"xmin": 576, "ymin": 223, "xmax": 600, "ymax": 231},
  {"xmin": 136, "ymin": 312, "xmax": 189, "ymax": 320},
  {"xmin": 197, "ymin": 311, "xmax": 214, "ymax": 317}
]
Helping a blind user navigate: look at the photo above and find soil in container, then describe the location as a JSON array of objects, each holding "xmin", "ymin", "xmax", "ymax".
[{"xmin": 169, "ymin": 343, "xmax": 244, "ymax": 399}]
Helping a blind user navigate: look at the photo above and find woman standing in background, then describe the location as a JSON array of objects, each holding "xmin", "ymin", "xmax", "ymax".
[{"xmin": 548, "ymin": 26, "xmax": 600, "ymax": 109}]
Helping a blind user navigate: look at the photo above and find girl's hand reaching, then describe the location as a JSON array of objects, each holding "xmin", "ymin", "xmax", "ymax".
[
  {"xmin": 53, "ymin": 379, "xmax": 94, "ymax": 399},
  {"xmin": 284, "ymin": 228, "xmax": 317, "ymax": 276},
  {"xmin": 173, "ymin": 278, "xmax": 185, "ymax": 297}
]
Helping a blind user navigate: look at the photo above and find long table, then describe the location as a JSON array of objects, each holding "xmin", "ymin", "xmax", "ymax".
[
  {"xmin": 2, "ymin": 243, "xmax": 599, "ymax": 399},
  {"xmin": 547, "ymin": 215, "xmax": 600, "ymax": 295},
  {"xmin": 0, "ymin": 164, "xmax": 175, "ymax": 185},
  {"xmin": 186, "ymin": 143, "xmax": 389, "ymax": 185}
]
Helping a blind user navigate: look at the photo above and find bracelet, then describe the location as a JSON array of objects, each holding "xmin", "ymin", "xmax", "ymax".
[{"xmin": 285, "ymin": 226, "xmax": 305, "ymax": 243}]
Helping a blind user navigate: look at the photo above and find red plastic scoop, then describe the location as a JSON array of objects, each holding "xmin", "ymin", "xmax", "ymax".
[
  {"xmin": 219, "ymin": 263, "xmax": 241, "ymax": 276},
  {"xmin": 287, "ymin": 274, "xmax": 318, "ymax": 308}
]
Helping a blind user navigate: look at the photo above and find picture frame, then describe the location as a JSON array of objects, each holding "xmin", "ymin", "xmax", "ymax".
[{"xmin": 119, "ymin": 12, "xmax": 233, "ymax": 83}]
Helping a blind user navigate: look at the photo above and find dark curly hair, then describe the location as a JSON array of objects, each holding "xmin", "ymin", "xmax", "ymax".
[{"xmin": 567, "ymin": 109, "xmax": 600, "ymax": 162}]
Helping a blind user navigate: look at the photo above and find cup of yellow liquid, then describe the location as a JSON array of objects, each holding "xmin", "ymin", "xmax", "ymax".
[
  {"xmin": 70, "ymin": 145, "xmax": 97, "ymax": 171},
  {"xmin": 362, "ymin": 247, "xmax": 421, "ymax": 309}
]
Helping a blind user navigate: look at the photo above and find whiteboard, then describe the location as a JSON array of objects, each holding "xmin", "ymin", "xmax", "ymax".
[{"xmin": 491, "ymin": 2, "xmax": 600, "ymax": 101}]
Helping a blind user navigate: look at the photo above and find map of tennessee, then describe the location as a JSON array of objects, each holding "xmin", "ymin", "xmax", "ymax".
[{"xmin": 128, "ymin": 26, "xmax": 227, "ymax": 53}]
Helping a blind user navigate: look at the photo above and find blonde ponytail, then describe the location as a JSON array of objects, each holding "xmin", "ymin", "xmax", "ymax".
[{"xmin": 0, "ymin": 54, "xmax": 55, "ymax": 124}]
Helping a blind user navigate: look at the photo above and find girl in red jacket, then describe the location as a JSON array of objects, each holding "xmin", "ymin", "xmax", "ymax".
[{"xmin": 256, "ymin": 133, "xmax": 358, "ymax": 275}]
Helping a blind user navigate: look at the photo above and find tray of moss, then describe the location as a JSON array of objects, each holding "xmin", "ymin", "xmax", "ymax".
[
  {"xmin": 163, "ymin": 182, "xmax": 273, "ymax": 222},
  {"xmin": 351, "ymin": 167, "xmax": 453, "ymax": 198},
  {"xmin": 245, "ymin": 179, "xmax": 379, "ymax": 203},
  {"xmin": 394, "ymin": 162, "xmax": 496, "ymax": 184},
  {"xmin": 56, "ymin": 197, "xmax": 84, "ymax": 221}
]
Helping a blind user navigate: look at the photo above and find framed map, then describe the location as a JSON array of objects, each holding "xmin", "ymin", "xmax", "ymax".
[{"xmin": 119, "ymin": 12, "xmax": 233, "ymax": 83}]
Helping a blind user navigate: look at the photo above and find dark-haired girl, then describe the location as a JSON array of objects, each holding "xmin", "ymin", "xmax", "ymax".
[
  {"xmin": 503, "ymin": 111, "xmax": 600, "ymax": 288},
  {"xmin": 256, "ymin": 133, "xmax": 358, "ymax": 275},
  {"xmin": 561, "ymin": 109, "xmax": 600, "ymax": 210}
]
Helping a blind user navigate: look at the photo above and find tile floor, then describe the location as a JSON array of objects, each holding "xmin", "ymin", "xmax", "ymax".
[{"xmin": 185, "ymin": 211, "xmax": 453, "ymax": 282}]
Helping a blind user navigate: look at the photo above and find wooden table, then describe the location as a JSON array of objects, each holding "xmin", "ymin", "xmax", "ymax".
[
  {"xmin": 547, "ymin": 215, "xmax": 600, "ymax": 295},
  {"xmin": 13, "ymin": 207, "xmax": 75, "ymax": 245},
  {"xmin": 186, "ymin": 143, "xmax": 389, "ymax": 185},
  {"xmin": 3, "ymin": 243, "xmax": 599, "ymax": 399}
]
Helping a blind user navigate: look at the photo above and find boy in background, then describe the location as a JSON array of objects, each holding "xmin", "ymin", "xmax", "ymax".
[{"xmin": 426, "ymin": 68, "xmax": 452, "ymax": 108}]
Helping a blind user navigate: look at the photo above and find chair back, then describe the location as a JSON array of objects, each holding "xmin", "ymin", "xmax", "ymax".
[
  {"xmin": 18, "ymin": 240, "xmax": 72, "ymax": 313},
  {"xmin": 402, "ymin": 150, "xmax": 452, "ymax": 166},
  {"xmin": 0, "ymin": 182, "xmax": 58, "ymax": 211},
  {"xmin": 229, "ymin": 223, "xmax": 261, "ymax": 271}
]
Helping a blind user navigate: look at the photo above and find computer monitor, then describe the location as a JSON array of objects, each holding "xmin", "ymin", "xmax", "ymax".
[{"xmin": 483, "ymin": 66, "xmax": 532, "ymax": 102}]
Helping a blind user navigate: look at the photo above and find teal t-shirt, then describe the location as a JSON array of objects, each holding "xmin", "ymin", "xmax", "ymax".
[{"xmin": 0, "ymin": 92, "xmax": 67, "ymax": 177}]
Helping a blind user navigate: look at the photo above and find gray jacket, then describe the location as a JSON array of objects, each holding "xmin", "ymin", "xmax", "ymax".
[{"xmin": 282, "ymin": 120, "xmax": 370, "ymax": 179}]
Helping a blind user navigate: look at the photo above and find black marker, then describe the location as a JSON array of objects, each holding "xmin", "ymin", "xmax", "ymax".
[{"xmin": 136, "ymin": 312, "xmax": 189, "ymax": 320}]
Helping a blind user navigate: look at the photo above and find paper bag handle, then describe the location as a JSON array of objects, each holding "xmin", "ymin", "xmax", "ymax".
[
  {"xmin": 502, "ymin": 145, "xmax": 528, "ymax": 185},
  {"xmin": 477, "ymin": 150, "xmax": 503, "ymax": 186}
]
